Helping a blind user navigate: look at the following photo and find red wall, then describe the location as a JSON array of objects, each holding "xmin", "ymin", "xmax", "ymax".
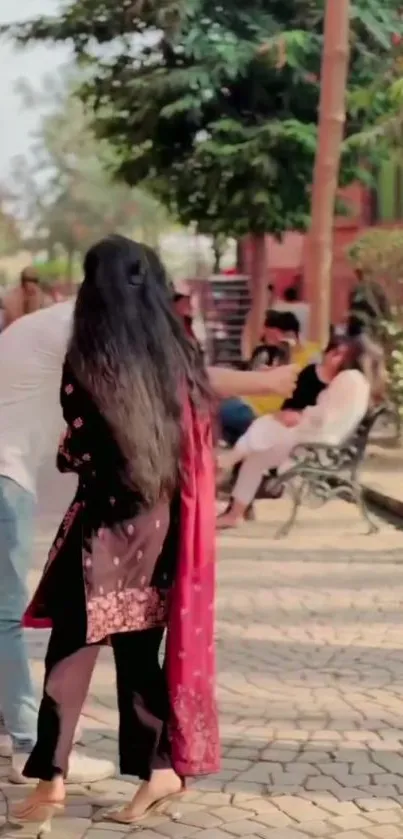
[{"xmin": 243, "ymin": 183, "xmax": 388, "ymax": 324}]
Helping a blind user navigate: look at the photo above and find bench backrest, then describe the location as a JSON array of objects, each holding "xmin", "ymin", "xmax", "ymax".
[{"xmin": 341, "ymin": 404, "xmax": 386, "ymax": 466}]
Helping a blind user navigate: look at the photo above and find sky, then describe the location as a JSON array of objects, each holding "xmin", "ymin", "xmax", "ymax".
[{"xmin": 0, "ymin": 0, "xmax": 69, "ymax": 180}]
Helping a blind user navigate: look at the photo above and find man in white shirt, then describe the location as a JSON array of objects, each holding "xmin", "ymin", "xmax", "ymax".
[{"xmin": 0, "ymin": 302, "xmax": 114, "ymax": 784}]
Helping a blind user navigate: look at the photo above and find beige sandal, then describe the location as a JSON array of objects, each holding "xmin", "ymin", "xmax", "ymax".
[
  {"xmin": 10, "ymin": 799, "xmax": 65, "ymax": 835},
  {"xmin": 106, "ymin": 784, "xmax": 185, "ymax": 825}
]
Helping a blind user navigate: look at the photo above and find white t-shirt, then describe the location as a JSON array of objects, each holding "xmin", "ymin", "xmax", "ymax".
[
  {"xmin": 0, "ymin": 301, "xmax": 74, "ymax": 494},
  {"xmin": 298, "ymin": 369, "xmax": 370, "ymax": 445}
]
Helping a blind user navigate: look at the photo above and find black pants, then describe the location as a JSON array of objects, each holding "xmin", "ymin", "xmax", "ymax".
[
  {"xmin": 23, "ymin": 540, "xmax": 171, "ymax": 783},
  {"xmin": 24, "ymin": 623, "xmax": 171, "ymax": 782}
]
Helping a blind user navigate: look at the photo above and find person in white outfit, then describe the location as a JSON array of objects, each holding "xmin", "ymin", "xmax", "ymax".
[
  {"xmin": 0, "ymin": 303, "xmax": 115, "ymax": 784},
  {"xmin": 217, "ymin": 335, "xmax": 386, "ymax": 528}
]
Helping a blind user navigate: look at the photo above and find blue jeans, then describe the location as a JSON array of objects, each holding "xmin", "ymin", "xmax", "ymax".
[
  {"xmin": 0, "ymin": 476, "xmax": 37, "ymax": 751},
  {"xmin": 219, "ymin": 398, "xmax": 256, "ymax": 447}
]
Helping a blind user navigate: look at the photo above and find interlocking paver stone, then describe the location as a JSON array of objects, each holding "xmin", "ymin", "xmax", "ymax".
[
  {"xmin": 332, "ymin": 833, "xmax": 369, "ymax": 839},
  {"xmin": 259, "ymin": 828, "xmax": 308, "ymax": 839},
  {"xmin": 294, "ymin": 822, "xmax": 333, "ymax": 837},
  {"xmin": 329, "ymin": 815, "xmax": 371, "ymax": 831},
  {"xmin": 86, "ymin": 831, "xmax": 128, "ymax": 839},
  {"xmin": 367, "ymin": 810, "xmax": 402, "ymax": 824},
  {"xmin": 2, "ymin": 461, "xmax": 403, "ymax": 838}
]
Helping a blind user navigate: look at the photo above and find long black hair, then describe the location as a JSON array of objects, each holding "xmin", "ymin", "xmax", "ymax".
[
  {"xmin": 341, "ymin": 334, "xmax": 387, "ymax": 404},
  {"xmin": 67, "ymin": 235, "xmax": 211, "ymax": 507}
]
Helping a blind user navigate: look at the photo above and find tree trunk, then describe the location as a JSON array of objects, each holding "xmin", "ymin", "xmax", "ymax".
[
  {"xmin": 212, "ymin": 236, "xmax": 224, "ymax": 274},
  {"xmin": 306, "ymin": 0, "xmax": 351, "ymax": 346},
  {"xmin": 241, "ymin": 233, "xmax": 269, "ymax": 361},
  {"xmin": 213, "ymin": 251, "xmax": 221, "ymax": 274},
  {"xmin": 66, "ymin": 248, "xmax": 74, "ymax": 280},
  {"xmin": 66, "ymin": 247, "xmax": 75, "ymax": 294},
  {"xmin": 236, "ymin": 238, "xmax": 245, "ymax": 273}
]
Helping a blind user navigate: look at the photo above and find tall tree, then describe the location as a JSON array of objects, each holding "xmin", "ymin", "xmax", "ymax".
[
  {"xmin": 7, "ymin": 0, "xmax": 403, "ymax": 340},
  {"xmin": 10, "ymin": 77, "xmax": 172, "ymax": 277},
  {"xmin": 0, "ymin": 192, "xmax": 21, "ymax": 257},
  {"xmin": 306, "ymin": 0, "xmax": 351, "ymax": 345}
]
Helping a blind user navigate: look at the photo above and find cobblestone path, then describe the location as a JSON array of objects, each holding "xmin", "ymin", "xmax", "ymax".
[{"xmin": 1, "ymin": 464, "xmax": 403, "ymax": 838}]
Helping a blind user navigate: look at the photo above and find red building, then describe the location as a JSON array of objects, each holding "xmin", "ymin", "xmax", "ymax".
[{"xmin": 244, "ymin": 165, "xmax": 403, "ymax": 326}]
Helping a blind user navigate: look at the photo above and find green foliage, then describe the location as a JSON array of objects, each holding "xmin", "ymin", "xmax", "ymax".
[
  {"xmin": 383, "ymin": 318, "xmax": 403, "ymax": 424},
  {"xmin": 0, "ymin": 199, "xmax": 21, "ymax": 257},
  {"xmin": 5, "ymin": 0, "xmax": 403, "ymax": 237},
  {"xmin": 32, "ymin": 257, "xmax": 80, "ymax": 285},
  {"xmin": 9, "ymin": 75, "xmax": 172, "ymax": 263},
  {"xmin": 349, "ymin": 229, "xmax": 403, "ymax": 292},
  {"xmin": 348, "ymin": 228, "xmax": 403, "ymax": 419}
]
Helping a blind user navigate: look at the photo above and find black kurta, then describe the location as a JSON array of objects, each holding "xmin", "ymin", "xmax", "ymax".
[{"xmin": 25, "ymin": 360, "xmax": 179, "ymax": 644}]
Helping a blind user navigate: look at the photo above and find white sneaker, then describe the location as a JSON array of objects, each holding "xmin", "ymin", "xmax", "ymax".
[
  {"xmin": 0, "ymin": 712, "xmax": 12, "ymax": 758},
  {"xmin": 9, "ymin": 753, "xmax": 33, "ymax": 784},
  {"xmin": 0, "ymin": 733, "xmax": 12, "ymax": 758},
  {"xmin": 2, "ymin": 720, "xmax": 85, "ymax": 777},
  {"xmin": 9, "ymin": 750, "xmax": 115, "ymax": 785},
  {"xmin": 67, "ymin": 752, "xmax": 115, "ymax": 784}
]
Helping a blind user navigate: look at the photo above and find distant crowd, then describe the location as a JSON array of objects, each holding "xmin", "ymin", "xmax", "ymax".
[{"xmin": 0, "ymin": 267, "xmax": 67, "ymax": 332}]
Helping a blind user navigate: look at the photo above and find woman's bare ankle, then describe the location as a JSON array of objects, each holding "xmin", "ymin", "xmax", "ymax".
[
  {"xmin": 35, "ymin": 777, "xmax": 65, "ymax": 802},
  {"xmin": 148, "ymin": 768, "xmax": 182, "ymax": 792}
]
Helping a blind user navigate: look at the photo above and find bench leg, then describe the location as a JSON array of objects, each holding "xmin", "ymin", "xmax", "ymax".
[
  {"xmin": 354, "ymin": 484, "xmax": 379, "ymax": 535},
  {"xmin": 275, "ymin": 481, "xmax": 304, "ymax": 539}
]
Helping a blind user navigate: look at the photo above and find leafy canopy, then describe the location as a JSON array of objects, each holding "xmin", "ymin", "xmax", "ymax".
[
  {"xmin": 0, "ymin": 194, "xmax": 21, "ymax": 258},
  {"xmin": 6, "ymin": 0, "xmax": 403, "ymax": 237},
  {"xmin": 10, "ymin": 75, "xmax": 171, "ymax": 261},
  {"xmin": 348, "ymin": 227, "xmax": 403, "ymax": 420}
]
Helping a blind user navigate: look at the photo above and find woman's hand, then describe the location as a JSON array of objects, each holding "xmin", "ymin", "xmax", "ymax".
[
  {"xmin": 277, "ymin": 409, "xmax": 302, "ymax": 428},
  {"xmin": 260, "ymin": 364, "xmax": 298, "ymax": 397}
]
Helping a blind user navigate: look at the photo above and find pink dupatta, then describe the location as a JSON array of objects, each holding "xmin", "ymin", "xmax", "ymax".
[{"xmin": 166, "ymin": 396, "xmax": 220, "ymax": 777}]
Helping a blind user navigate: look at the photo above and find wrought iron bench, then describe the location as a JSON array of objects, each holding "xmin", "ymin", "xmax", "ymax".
[{"xmin": 269, "ymin": 405, "xmax": 386, "ymax": 538}]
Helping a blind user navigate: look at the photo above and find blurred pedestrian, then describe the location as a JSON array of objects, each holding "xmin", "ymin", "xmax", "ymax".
[
  {"xmin": 0, "ymin": 301, "xmax": 115, "ymax": 785},
  {"xmin": 2, "ymin": 267, "xmax": 46, "ymax": 329}
]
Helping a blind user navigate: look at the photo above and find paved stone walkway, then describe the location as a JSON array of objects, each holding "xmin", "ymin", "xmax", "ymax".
[
  {"xmin": 1, "ymin": 464, "xmax": 403, "ymax": 837},
  {"xmin": 363, "ymin": 444, "xmax": 403, "ymax": 516}
]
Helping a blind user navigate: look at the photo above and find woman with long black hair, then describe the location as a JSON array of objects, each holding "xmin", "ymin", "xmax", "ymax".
[{"xmin": 12, "ymin": 235, "xmax": 220, "ymax": 829}]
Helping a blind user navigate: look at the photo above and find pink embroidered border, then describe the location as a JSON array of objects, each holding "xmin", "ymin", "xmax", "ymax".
[{"xmin": 86, "ymin": 586, "xmax": 169, "ymax": 644}]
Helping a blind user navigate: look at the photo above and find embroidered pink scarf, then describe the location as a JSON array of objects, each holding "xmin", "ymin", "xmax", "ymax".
[{"xmin": 166, "ymin": 395, "xmax": 220, "ymax": 776}]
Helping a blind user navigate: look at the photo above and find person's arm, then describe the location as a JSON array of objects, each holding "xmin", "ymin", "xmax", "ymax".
[{"xmin": 207, "ymin": 364, "xmax": 298, "ymax": 398}]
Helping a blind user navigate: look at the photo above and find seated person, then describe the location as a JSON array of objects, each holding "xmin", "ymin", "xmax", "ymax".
[
  {"xmin": 243, "ymin": 310, "xmax": 320, "ymax": 418},
  {"xmin": 249, "ymin": 339, "xmax": 291, "ymax": 370},
  {"xmin": 217, "ymin": 335, "xmax": 385, "ymax": 529},
  {"xmin": 219, "ymin": 342, "xmax": 289, "ymax": 447},
  {"xmin": 220, "ymin": 335, "xmax": 347, "ymax": 495},
  {"xmin": 219, "ymin": 310, "xmax": 302, "ymax": 446},
  {"xmin": 280, "ymin": 334, "xmax": 346, "ymax": 418}
]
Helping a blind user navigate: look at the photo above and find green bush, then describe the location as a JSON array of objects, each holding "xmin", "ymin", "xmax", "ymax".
[{"xmin": 348, "ymin": 228, "xmax": 403, "ymax": 429}]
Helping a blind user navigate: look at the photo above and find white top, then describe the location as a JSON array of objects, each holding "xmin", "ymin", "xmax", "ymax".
[
  {"xmin": 274, "ymin": 301, "xmax": 310, "ymax": 339},
  {"xmin": 298, "ymin": 369, "xmax": 370, "ymax": 445},
  {"xmin": 0, "ymin": 301, "xmax": 74, "ymax": 494}
]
